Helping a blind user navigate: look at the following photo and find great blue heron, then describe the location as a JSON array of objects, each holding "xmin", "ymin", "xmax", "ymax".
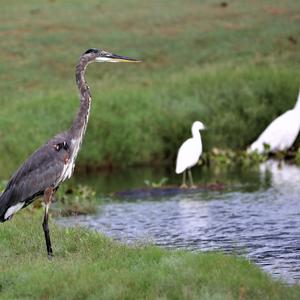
[
  {"xmin": 249, "ymin": 90, "xmax": 300, "ymax": 153},
  {"xmin": 175, "ymin": 121, "xmax": 205, "ymax": 188},
  {"xmin": 0, "ymin": 48, "xmax": 140, "ymax": 257}
]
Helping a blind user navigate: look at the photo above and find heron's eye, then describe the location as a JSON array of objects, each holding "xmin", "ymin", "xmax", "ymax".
[{"xmin": 101, "ymin": 51, "xmax": 111, "ymax": 57}]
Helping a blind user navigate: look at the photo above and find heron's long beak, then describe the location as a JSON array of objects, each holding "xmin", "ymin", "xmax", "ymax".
[{"xmin": 95, "ymin": 52, "xmax": 141, "ymax": 63}]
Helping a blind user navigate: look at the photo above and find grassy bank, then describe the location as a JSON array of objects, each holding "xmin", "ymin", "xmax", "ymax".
[
  {"xmin": 0, "ymin": 0, "xmax": 299, "ymax": 176},
  {"xmin": 0, "ymin": 211, "xmax": 299, "ymax": 299}
]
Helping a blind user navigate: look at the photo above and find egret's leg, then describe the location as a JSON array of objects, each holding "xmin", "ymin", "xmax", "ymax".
[
  {"xmin": 188, "ymin": 169, "xmax": 196, "ymax": 188},
  {"xmin": 180, "ymin": 171, "xmax": 188, "ymax": 188},
  {"xmin": 43, "ymin": 187, "xmax": 54, "ymax": 259}
]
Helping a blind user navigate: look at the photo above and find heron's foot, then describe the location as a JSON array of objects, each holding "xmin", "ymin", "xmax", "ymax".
[
  {"xmin": 190, "ymin": 185, "xmax": 197, "ymax": 189},
  {"xmin": 180, "ymin": 184, "xmax": 188, "ymax": 189},
  {"xmin": 47, "ymin": 253, "xmax": 54, "ymax": 261}
]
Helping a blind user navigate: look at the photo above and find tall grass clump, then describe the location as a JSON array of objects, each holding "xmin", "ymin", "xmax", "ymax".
[
  {"xmin": 82, "ymin": 65, "xmax": 299, "ymax": 166},
  {"xmin": 0, "ymin": 66, "xmax": 298, "ymax": 174}
]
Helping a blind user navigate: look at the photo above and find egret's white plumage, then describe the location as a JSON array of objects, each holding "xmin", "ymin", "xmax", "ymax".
[
  {"xmin": 249, "ymin": 90, "xmax": 300, "ymax": 153},
  {"xmin": 176, "ymin": 138, "xmax": 202, "ymax": 174},
  {"xmin": 176, "ymin": 121, "xmax": 205, "ymax": 187}
]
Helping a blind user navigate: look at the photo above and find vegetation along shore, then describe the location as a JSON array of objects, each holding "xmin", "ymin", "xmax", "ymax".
[{"xmin": 0, "ymin": 0, "xmax": 299, "ymax": 176}]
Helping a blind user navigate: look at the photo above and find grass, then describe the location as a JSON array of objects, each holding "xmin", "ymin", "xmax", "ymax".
[
  {"xmin": 0, "ymin": 211, "xmax": 299, "ymax": 300},
  {"xmin": 0, "ymin": 0, "xmax": 299, "ymax": 176}
]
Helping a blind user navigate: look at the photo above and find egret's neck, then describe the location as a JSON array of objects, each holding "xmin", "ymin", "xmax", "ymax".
[
  {"xmin": 192, "ymin": 128, "xmax": 201, "ymax": 140},
  {"xmin": 70, "ymin": 57, "xmax": 92, "ymax": 141},
  {"xmin": 294, "ymin": 90, "xmax": 300, "ymax": 110}
]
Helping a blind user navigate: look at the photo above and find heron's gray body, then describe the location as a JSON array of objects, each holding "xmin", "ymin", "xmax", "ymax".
[
  {"xmin": 0, "ymin": 132, "xmax": 70, "ymax": 221},
  {"xmin": 0, "ymin": 53, "xmax": 92, "ymax": 223}
]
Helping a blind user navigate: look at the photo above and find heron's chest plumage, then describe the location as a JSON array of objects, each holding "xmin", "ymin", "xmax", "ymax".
[
  {"xmin": 58, "ymin": 98, "xmax": 90, "ymax": 184},
  {"xmin": 59, "ymin": 138, "xmax": 81, "ymax": 183}
]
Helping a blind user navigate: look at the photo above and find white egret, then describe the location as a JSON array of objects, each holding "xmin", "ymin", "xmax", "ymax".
[
  {"xmin": 176, "ymin": 121, "xmax": 205, "ymax": 188},
  {"xmin": 249, "ymin": 90, "xmax": 300, "ymax": 154}
]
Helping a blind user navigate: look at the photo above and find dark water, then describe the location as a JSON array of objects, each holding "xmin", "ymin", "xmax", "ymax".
[{"xmin": 59, "ymin": 160, "xmax": 300, "ymax": 284}]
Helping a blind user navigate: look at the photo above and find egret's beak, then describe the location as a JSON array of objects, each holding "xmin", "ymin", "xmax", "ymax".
[{"xmin": 95, "ymin": 52, "xmax": 141, "ymax": 63}]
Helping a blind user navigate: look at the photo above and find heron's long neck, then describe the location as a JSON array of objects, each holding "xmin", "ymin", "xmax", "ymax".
[{"xmin": 70, "ymin": 57, "xmax": 91, "ymax": 142}]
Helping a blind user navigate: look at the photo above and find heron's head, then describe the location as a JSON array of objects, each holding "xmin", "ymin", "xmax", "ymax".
[
  {"xmin": 82, "ymin": 48, "xmax": 141, "ymax": 63},
  {"xmin": 192, "ymin": 121, "xmax": 206, "ymax": 131}
]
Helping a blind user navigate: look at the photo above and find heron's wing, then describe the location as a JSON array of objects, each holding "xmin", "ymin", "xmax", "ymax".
[{"xmin": 3, "ymin": 142, "xmax": 66, "ymax": 206}]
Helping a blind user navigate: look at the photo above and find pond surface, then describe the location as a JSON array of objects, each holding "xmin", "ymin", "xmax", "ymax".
[{"xmin": 59, "ymin": 160, "xmax": 300, "ymax": 284}]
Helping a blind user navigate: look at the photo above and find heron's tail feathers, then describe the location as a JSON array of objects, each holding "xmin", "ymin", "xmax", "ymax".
[{"xmin": 0, "ymin": 188, "xmax": 15, "ymax": 222}]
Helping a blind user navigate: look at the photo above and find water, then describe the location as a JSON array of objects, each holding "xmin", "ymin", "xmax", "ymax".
[{"xmin": 59, "ymin": 160, "xmax": 300, "ymax": 284}]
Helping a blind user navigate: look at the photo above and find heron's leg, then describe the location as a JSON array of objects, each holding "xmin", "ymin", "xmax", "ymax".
[
  {"xmin": 180, "ymin": 171, "xmax": 188, "ymax": 188},
  {"xmin": 43, "ymin": 187, "xmax": 54, "ymax": 259},
  {"xmin": 188, "ymin": 169, "xmax": 196, "ymax": 188}
]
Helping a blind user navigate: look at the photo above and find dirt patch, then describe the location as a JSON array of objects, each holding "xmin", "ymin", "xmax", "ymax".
[
  {"xmin": 42, "ymin": 24, "xmax": 82, "ymax": 33},
  {"xmin": 0, "ymin": 28, "xmax": 31, "ymax": 37},
  {"xmin": 159, "ymin": 26, "xmax": 181, "ymax": 37},
  {"xmin": 222, "ymin": 22, "xmax": 250, "ymax": 31},
  {"xmin": 264, "ymin": 6, "xmax": 288, "ymax": 16}
]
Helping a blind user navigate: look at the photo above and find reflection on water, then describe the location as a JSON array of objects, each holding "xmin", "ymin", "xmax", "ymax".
[
  {"xmin": 260, "ymin": 160, "xmax": 300, "ymax": 194},
  {"xmin": 59, "ymin": 160, "xmax": 300, "ymax": 284}
]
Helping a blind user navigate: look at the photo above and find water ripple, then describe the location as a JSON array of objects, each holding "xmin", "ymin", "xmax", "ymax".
[{"xmin": 59, "ymin": 160, "xmax": 300, "ymax": 284}]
